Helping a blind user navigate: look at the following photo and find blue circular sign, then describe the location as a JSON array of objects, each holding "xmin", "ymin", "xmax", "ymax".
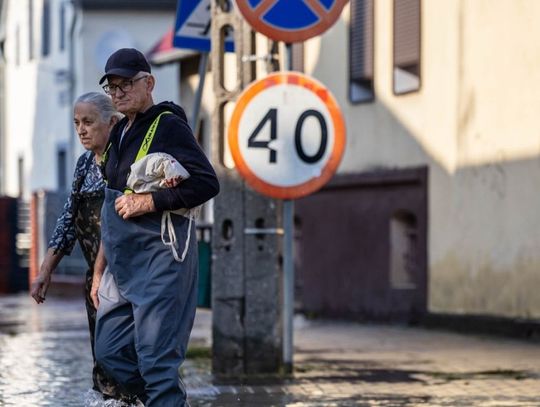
[{"xmin": 236, "ymin": 0, "xmax": 349, "ymax": 43}]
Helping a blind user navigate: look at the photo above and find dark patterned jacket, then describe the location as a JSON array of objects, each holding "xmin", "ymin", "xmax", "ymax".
[{"xmin": 48, "ymin": 151, "xmax": 105, "ymax": 254}]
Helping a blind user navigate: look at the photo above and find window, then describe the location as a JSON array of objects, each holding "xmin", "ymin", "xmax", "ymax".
[
  {"xmin": 393, "ymin": 0, "xmax": 421, "ymax": 94},
  {"xmin": 41, "ymin": 0, "xmax": 50, "ymax": 57},
  {"xmin": 390, "ymin": 211, "xmax": 418, "ymax": 289},
  {"xmin": 349, "ymin": 0, "xmax": 374, "ymax": 103},
  {"xmin": 28, "ymin": 0, "xmax": 34, "ymax": 60},
  {"xmin": 18, "ymin": 156, "xmax": 24, "ymax": 197}
]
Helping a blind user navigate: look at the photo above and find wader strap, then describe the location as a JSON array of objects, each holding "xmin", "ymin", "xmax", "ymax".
[{"xmin": 124, "ymin": 111, "xmax": 173, "ymax": 195}]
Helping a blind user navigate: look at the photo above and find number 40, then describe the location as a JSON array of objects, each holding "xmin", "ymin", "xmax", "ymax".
[{"xmin": 247, "ymin": 108, "xmax": 328, "ymax": 164}]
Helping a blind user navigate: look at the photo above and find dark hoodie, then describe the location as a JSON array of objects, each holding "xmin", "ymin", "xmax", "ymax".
[{"xmin": 104, "ymin": 101, "xmax": 219, "ymax": 211}]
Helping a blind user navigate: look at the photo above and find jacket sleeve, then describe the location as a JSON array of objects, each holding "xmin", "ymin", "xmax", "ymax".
[
  {"xmin": 150, "ymin": 115, "xmax": 219, "ymax": 211},
  {"xmin": 48, "ymin": 153, "xmax": 88, "ymax": 254}
]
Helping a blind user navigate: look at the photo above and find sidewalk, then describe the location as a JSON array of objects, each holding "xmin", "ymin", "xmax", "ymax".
[{"xmin": 187, "ymin": 310, "xmax": 540, "ymax": 406}]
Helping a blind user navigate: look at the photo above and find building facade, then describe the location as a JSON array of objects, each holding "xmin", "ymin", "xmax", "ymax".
[
  {"xmin": 291, "ymin": 0, "xmax": 540, "ymax": 320},
  {"xmin": 181, "ymin": 0, "xmax": 540, "ymax": 321},
  {"xmin": 0, "ymin": 0, "xmax": 178, "ymax": 198}
]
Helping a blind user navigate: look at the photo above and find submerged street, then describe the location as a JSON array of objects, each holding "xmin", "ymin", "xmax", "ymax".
[{"xmin": 1, "ymin": 294, "xmax": 540, "ymax": 406}]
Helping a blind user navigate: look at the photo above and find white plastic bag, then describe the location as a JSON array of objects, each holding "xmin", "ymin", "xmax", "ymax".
[
  {"xmin": 125, "ymin": 153, "xmax": 199, "ymax": 262},
  {"xmin": 126, "ymin": 152, "xmax": 190, "ymax": 193}
]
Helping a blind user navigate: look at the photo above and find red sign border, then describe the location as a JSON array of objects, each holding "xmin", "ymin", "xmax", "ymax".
[
  {"xmin": 235, "ymin": 0, "xmax": 349, "ymax": 43},
  {"xmin": 228, "ymin": 72, "xmax": 346, "ymax": 200}
]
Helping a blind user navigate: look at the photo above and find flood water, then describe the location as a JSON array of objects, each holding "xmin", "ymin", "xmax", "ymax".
[
  {"xmin": 0, "ymin": 294, "xmax": 293, "ymax": 407},
  {"xmin": 0, "ymin": 294, "xmax": 95, "ymax": 406}
]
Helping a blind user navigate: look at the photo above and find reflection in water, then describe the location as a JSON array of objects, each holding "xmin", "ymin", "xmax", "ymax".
[
  {"xmin": 1, "ymin": 294, "xmax": 346, "ymax": 406},
  {"xmin": 0, "ymin": 294, "xmax": 93, "ymax": 406}
]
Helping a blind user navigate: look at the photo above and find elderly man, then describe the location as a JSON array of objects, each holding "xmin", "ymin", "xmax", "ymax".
[{"xmin": 92, "ymin": 48, "xmax": 219, "ymax": 406}]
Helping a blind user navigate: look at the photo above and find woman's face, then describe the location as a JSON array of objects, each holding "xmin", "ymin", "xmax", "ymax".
[{"xmin": 73, "ymin": 102, "xmax": 111, "ymax": 153}]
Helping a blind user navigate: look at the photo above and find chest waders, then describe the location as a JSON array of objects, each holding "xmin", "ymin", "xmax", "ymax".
[
  {"xmin": 95, "ymin": 112, "xmax": 198, "ymax": 406},
  {"xmin": 74, "ymin": 188, "xmax": 125, "ymax": 399}
]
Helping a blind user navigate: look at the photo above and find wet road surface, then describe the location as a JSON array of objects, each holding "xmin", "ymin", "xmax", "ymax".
[
  {"xmin": 2, "ymin": 294, "xmax": 540, "ymax": 406},
  {"xmin": 0, "ymin": 294, "xmax": 93, "ymax": 406}
]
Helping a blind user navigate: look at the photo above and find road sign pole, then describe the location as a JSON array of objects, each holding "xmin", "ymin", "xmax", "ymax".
[
  {"xmin": 283, "ymin": 43, "xmax": 294, "ymax": 372},
  {"xmin": 225, "ymin": 0, "xmax": 347, "ymax": 375},
  {"xmin": 283, "ymin": 198, "xmax": 294, "ymax": 371},
  {"xmin": 211, "ymin": 0, "xmax": 285, "ymax": 375}
]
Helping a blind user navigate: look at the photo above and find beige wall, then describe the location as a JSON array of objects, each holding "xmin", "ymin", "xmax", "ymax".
[
  {"xmin": 304, "ymin": 0, "xmax": 540, "ymax": 318},
  {"xmin": 187, "ymin": 0, "xmax": 540, "ymax": 318}
]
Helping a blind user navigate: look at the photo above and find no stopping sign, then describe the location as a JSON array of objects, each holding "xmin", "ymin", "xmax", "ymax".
[
  {"xmin": 228, "ymin": 72, "xmax": 346, "ymax": 200},
  {"xmin": 234, "ymin": 0, "xmax": 349, "ymax": 43}
]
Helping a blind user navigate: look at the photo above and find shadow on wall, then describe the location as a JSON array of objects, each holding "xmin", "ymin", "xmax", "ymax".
[
  {"xmin": 294, "ymin": 28, "xmax": 540, "ymax": 320},
  {"xmin": 177, "ymin": 33, "xmax": 540, "ymax": 321}
]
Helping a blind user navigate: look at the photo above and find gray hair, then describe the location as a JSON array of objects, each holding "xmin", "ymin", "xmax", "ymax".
[{"xmin": 74, "ymin": 92, "xmax": 122, "ymax": 123}]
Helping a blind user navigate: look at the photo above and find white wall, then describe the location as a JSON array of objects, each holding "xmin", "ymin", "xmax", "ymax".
[
  {"xmin": 79, "ymin": 10, "xmax": 179, "ymax": 120},
  {"xmin": 2, "ymin": 0, "xmax": 179, "ymax": 198}
]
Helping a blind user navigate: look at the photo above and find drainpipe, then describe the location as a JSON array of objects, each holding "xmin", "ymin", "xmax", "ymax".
[
  {"xmin": 67, "ymin": 0, "xmax": 79, "ymax": 187},
  {"xmin": 0, "ymin": 0, "xmax": 6, "ymax": 194}
]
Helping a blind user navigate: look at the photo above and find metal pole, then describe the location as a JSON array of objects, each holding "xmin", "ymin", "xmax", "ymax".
[
  {"xmin": 283, "ymin": 43, "xmax": 294, "ymax": 372},
  {"xmin": 190, "ymin": 52, "xmax": 209, "ymax": 135},
  {"xmin": 282, "ymin": 198, "xmax": 294, "ymax": 371}
]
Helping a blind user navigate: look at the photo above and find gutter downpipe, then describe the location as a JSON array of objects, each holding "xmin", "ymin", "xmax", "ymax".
[
  {"xmin": 0, "ymin": 0, "xmax": 6, "ymax": 194},
  {"xmin": 67, "ymin": 0, "xmax": 79, "ymax": 186}
]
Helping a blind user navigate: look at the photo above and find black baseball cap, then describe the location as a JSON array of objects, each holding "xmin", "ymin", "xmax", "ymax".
[{"xmin": 99, "ymin": 48, "xmax": 151, "ymax": 85}]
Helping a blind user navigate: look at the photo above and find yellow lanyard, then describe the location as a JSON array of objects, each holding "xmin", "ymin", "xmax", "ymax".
[{"xmin": 134, "ymin": 111, "xmax": 172, "ymax": 162}]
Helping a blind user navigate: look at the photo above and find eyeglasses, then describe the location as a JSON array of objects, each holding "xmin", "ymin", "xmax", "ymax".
[{"xmin": 102, "ymin": 75, "xmax": 149, "ymax": 96}]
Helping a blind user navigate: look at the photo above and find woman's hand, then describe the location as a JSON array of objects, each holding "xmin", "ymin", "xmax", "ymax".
[
  {"xmin": 30, "ymin": 248, "xmax": 63, "ymax": 304},
  {"xmin": 114, "ymin": 193, "xmax": 155, "ymax": 219},
  {"xmin": 30, "ymin": 271, "xmax": 52, "ymax": 304}
]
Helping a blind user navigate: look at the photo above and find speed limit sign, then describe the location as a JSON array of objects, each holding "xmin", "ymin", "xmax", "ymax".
[{"xmin": 228, "ymin": 72, "xmax": 346, "ymax": 200}]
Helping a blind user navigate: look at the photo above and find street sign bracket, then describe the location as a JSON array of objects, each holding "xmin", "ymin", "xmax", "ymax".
[
  {"xmin": 241, "ymin": 53, "xmax": 279, "ymax": 63},
  {"xmin": 244, "ymin": 227, "xmax": 284, "ymax": 235}
]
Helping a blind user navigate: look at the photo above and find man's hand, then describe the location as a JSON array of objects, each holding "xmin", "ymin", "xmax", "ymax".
[
  {"xmin": 91, "ymin": 242, "xmax": 107, "ymax": 309},
  {"xmin": 90, "ymin": 271, "xmax": 102, "ymax": 309},
  {"xmin": 115, "ymin": 193, "xmax": 155, "ymax": 219}
]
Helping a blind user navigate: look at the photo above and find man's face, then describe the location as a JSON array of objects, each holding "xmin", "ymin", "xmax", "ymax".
[{"xmin": 105, "ymin": 73, "xmax": 152, "ymax": 116}]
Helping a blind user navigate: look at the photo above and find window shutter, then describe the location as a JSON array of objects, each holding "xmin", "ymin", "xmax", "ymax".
[
  {"xmin": 393, "ymin": 0, "xmax": 421, "ymax": 94},
  {"xmin": 350, "ymin": 0, "xmax": 374, "ymax": 81},
  {"xmin": 394, "ymin": 0, "xmax": 420, "ymax": 68}
]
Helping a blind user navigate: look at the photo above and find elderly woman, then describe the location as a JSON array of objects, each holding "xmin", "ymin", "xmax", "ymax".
[{"xmin": 30, "ymin": 92, "xmax": 129, "ymax": 402}]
